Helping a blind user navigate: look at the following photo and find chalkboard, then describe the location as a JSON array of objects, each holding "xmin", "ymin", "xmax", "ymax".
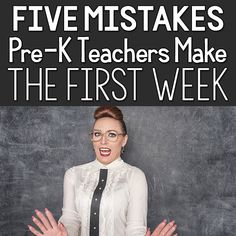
[{"xmin": 0, "ymin": 107, "xmax": 236, "ymax": 236}]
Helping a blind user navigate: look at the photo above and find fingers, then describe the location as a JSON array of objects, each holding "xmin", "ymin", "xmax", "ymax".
[
  {"xmin": 145, "ymin": 227, "xmax": 151, "ymax": 236},
  {"xmin": 151, "ymin": 220, "xmax": 177, "ymax": 236},
  {"xmin": 34, "ymin": 209, "xmax": 52, "ymax": 230},
  {"xmin": 31, "ymin": 215, "xmax": 47, "ymax": 233},
  {"xmin": 28, "ymin": 224, "xmax": 43, "ymax": 236},
  {"xmin": 159, "ymin": 220, "xmax": 177, "ymax": 236},
  {"xmin": 44, "ymin": 208, "xmax": 58, "ymax": 228},
  {"xmin": 58, "ymin": 223, "xmax": 68, "ymax": 236},
  {"xmin": 164, "ymin": 223, "xmax": 177, "ymax": 236},
  {"xmin": 152, "ymin": 219, "xmax": 167, "ymax": 235}
]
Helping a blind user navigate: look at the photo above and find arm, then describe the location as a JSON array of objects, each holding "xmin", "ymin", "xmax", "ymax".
[
  {"xmin": 125, "ymin": 168, "xmax": 148, "ymax": 236},
  {"xmin": 58, "ymin": 168, "xmax": 81, "ymax": 236}
]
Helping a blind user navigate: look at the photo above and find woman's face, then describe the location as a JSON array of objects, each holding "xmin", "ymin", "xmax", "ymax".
[{"xmin": 92, "ymin": 117, "xmax": 128, "ymax": 165}]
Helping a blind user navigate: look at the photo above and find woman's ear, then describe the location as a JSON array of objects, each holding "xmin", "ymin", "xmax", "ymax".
[{"xmin": 122, "ymin": 134, "xmax": 128, "ymax": 147}]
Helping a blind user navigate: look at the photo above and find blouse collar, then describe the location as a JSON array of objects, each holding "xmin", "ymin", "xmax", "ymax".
[{"xmin": 92, "ymin": 157, "xmax": 124, "ymax": 171}]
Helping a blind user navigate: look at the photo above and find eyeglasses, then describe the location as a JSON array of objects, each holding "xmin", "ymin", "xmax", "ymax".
[{"xmin": 90, "ymin": 130, "xmax": 125, "ymax": 142}]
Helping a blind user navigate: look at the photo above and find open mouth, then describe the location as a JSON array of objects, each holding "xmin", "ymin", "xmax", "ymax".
[{"xmin": 99, "ymin": 147, "xmax": 111, "ymax": 157}]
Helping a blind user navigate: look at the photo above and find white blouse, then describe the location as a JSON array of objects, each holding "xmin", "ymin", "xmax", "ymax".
[{"xmin": 59, "ymin": 157, "xmax": 148, "ymax": 236}]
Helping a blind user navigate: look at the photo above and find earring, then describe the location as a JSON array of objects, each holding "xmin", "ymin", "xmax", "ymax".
[{"xmin": 121, "ymin": 146, "xmax": 125, "ymax": 154}]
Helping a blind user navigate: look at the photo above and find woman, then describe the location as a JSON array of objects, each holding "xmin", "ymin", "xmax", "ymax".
[{"xmin": 28, "ymin": 106, "xmax": 177, "ymax": 236}]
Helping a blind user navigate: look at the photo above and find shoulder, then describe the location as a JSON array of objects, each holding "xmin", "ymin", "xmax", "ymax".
[
  {"xmin": 64, "ymin": 161, "xmax": 95, "ymax": 181},
  {"xmin": 122, "ymin": 162, "xmax": 148, "ymax": 191},
  {"xmin": 73, "ymin": 160, "xmax": 95, "ymax": 171},
  {"xmin": 123, "ymin": 162, "xmax": 147, "ymax": 180}
]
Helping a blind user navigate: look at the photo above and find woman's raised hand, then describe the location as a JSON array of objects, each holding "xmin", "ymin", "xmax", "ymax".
[
  {"xmin": 28, "ymin": 208, "xmax": 68, "ymax": 236},
  {"xmin": 146, "ymin": 220, "xmax": 177, "ymax": 236}
]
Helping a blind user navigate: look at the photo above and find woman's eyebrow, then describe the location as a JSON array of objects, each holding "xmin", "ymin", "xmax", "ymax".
[{"xmin": 93, "ymin": 129, "xmax": 119, "ymax": 132}]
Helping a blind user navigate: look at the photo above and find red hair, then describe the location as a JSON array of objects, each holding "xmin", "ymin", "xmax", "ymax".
[{"xmin": 94, "ymin": 106, "xmax": 127, "ymax": 134}]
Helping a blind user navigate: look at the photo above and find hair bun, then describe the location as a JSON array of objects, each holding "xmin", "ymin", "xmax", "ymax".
[{"xmin": 94, "ymin": 106, "xmax": 127, "ymax": 134}]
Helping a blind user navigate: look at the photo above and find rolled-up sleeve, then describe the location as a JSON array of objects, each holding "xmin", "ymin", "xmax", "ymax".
[
  {"xmin": 125, "ymin": 168, "xmax": 148, "ymax": 236},
  {"xmin": 59, "ymin": 168, "xmax": 81, "ymax": 236}
]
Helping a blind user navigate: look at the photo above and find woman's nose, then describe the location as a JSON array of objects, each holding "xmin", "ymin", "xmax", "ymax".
[{"xmin": 100, "ymin": 134, "xmax": 107, "ymax": 144}]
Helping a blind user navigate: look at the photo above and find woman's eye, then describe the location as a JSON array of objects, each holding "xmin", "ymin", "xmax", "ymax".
[
  {"xmin": 108, "ymin": 132, "xmax": 117, "ymax": 137},
  {"xmin": 94, "ymin": 132, "xmax": 101, "ymax": 137}
]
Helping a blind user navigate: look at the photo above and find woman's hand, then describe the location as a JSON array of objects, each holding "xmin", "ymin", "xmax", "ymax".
[
  {"xmin": 146, "ymin": 220, "xmax": 177, "ymax": 236},
  {"xmin": 28, "ymin": 208, "xmax": 68, "ymax": 236}
]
